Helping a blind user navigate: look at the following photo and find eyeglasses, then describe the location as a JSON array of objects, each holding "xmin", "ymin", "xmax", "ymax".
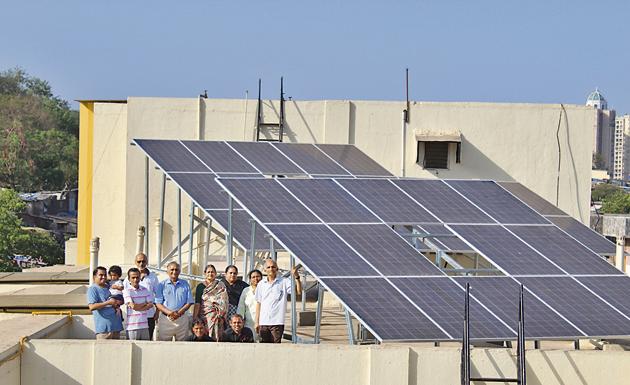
[
  {"xmin": 136, "ymin": 260, "xmax": 147, "ymax": 265},
  {"xmin": 265, "ymin": 266, "xmax": 278, "ymax": 270}
]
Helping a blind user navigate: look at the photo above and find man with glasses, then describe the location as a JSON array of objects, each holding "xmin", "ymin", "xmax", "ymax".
[
  {"xmin": 255, "ymin": 258, "xmax": 302, "ymax": 343},
  {"xmin": 155, "ymin": 261, "xmax": 194, "ymax": 341},
  {"xmin": 124, "ymin": 253, "xmax": 160, "ymax": 339}
]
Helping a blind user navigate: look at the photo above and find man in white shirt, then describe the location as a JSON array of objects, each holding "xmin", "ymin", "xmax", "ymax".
[
  {"xmin": 123, "ymin": 253, "xmax": 160, "ymax": 339},
  {"xmin": 255, "ymin": 258, "xmax": 301, "ymax": 343}
]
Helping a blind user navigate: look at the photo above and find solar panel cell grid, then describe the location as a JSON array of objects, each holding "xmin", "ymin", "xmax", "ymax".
[
  {"xmin": 135, "ymin": 139, "xmax": 209, "ymax": 172},
  {"xmin": 330, "ymin": 224, "xmax": 444, "ymax": 276},
  {"xmin": 416, "ymin": 224, "xmax": 473, "ymax": 252},
  {"xmin": 497, "ymin": 182, "xmax": 566, "ymax": 216},
  {"xmin": 446, "ymin": 180, "xmax": 549, "ymax": 224},
  {"xmin": 169, "ymin": 173, "xmax": 227, "ymax": 210},
  {"xmin": 228, "ymin": 141, "xmax": 304, "ymax": 175},
  {"xmin": 448, "ymin": 225, "xmax": 565, "ymax": 275},
  {"xmin": 577, "ymin": 276, "xmax": 630, "ymax": 315},
  {"xmin": 272, "ymin": 143, "xmax": 350, "ymax": 176},
  {"xmin": 315, "ymin": 144, "xmax": 393, "ymax": 176},
  {"xmin": 546, "ymin": 216, "xmax": 616, "ymax": 255},
  {"xmin": 393, "ymin": 180, "xmax": 494, "ymax": 224},
  {"xmin": 321, "ymin": 277, "xmax": 450, "ymax": 341},
  {"xmin": 207, "ymin": 210, "xmax": 269, "ymax": 250},
  {"xmin": 181, "ymin": 141, "xmax": 258, "ymax": 173},
  {"xmin": 392, "ymin": 277, "xmax": 515, "ymax": 339}
]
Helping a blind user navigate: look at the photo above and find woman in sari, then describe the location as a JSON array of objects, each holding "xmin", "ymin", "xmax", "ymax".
[
  {"xmin": 237, "ymin": 269, "xmax": 263, "ymax": 341},
  {"xmin": 193, "ymin": 264, "xmax": 228, "ymax": 341}
]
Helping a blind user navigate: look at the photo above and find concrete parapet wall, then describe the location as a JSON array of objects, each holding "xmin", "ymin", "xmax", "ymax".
[{"xmin": 14, "ymin": 339, "xmax": 630, "ymax": 385}]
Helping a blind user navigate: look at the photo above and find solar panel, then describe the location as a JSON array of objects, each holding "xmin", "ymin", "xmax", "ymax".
[
  {"xmin": 168, "ymin": 173, "xmax": 228, "ymax": 210},
  {"xmin": 206, "ymin": 210, "xmax": 270, "ymax": 250},
  {"xmin": 448, "ymin": 225, "xmax": 565, "ymax": 275},
  {"xmin": 497, "ymin": 181, "xmax": 566, "ymax": 216},
  {"xmin": 446, "ymin": 180, "xmax": 549, "ymax": 224},
  {"xmin": 336, "ymin": 179, "xmax": 439, "ymax": 224},
  {"xmin": 134, "ymin": 139, "xmax": 209, "ymax": 172},
  {"xmin": 330, "ymin": 224, "xmax": 444, "ymax": 276},
  {"xmin": 507, "ymin": 225, "xmax": 621, "ymax": 275},
  {"xmin": 181, "ymin": 140, "xmax": 259, "ymax": 173},
  {"xmin": 415, "ymin": 224, "xmax": 474, "ymax": 252},
  {"xmin": 453, "ymin": 277, "xmax": 584, "ymax": 339},
  {"xmin": 315, "ymin": 144, "xmax": 393, "ymax": 177},
  {"xmin": 546, "ymin": 215, "xmax": 616, "ymax": 255},
  {"xmin": 516, "ymin": 277, "xmax": 630, "ymax": 337},
  {"xmin": 279, "ymin": 179, "xmax": 378, "ymax": 223},
  {"xmin": 321, "ymin": 277, "xmax": 450, "ymax": 341},
  {"xmin": 227, "ymin": 141, "xmax": 304, "ymax": 175},
  {"xmin": 217, "ymin": 179, "xmax": 319, "ymax": 224},
  {"xmin": 577, "ymin": 276, "xmax": 630, "ymax": 315},
  {"xmin": 392, "ymin": 277, "xmax": 514, "ymax": 339},
  {"xmin": 393, "ymin": 180, "xmax": 494, "ymax": 224},
  {"xmin": 272, "ymin": 143, "xmax": 350, "ymax": 176},
  {"xmin": 267, "ymin": 225, "xmax": 379, "ymax": 277}
]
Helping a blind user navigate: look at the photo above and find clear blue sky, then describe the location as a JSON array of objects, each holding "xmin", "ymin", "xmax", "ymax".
[{"xmin": 2, "ymin": 0, "xmax": 629, "ymax": 113}]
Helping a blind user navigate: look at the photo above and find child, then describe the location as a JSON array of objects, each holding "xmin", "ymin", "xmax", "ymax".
[
  {"xmin": 186, "ymin": 319, "xmax": 215, "ymax": 342},
  {"xmin": 108, "ymin": 265, "xmax": 124, "ymax": 318}
]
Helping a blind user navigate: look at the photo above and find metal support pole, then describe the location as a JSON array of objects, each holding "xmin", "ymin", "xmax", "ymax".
[
  {"xmin": 290, "ymin": 254, "xmax": 297, "ymax": 343},
  {"xmin": 344, "ymin": 308, "xmax": 355, "ymax": 345},
  {"xmin": 177, "ymin": 189, "xmax": 182, "ymax": 267},
  {"xmin": 574, "ymin": 340, "xmax": 580, "ymax": 350},
  {"xmin": 301, "ymin": 271, "xmax": 307, "ymax": 311},
  {"xmin": 227, "ymin": 197, "xmax": 234, "ymax": 265},
  {"xmin": 157, "ymin": 174, "xmax": 166, "ymax": 267},
  {"xmin": 247, "ymin": 220, "xmax": 256, "ymax": 277},
  {"xmin": 89, "ymin": 237, "xmax": 100, "ymax": 282},
  {"xmin": 204, "ymin": 217, "xmax": 212, "ymax": 270},
  {"xmin": 144, "ymin": 156, "xmax": 149, "ymax": 262},
  {"xmin": 518, "ymin": 284, "xmax": 526, "ymax": 385},
  {"xmin": 188, "ymin": 202, "xmax": 195, "ymax": 275},
  {"xmin": 534, "ymin": 340, "xmax": 540, "ymax": 350},
  {"xmin": 269, "ymin": 237, "xmax": 276, "ymax": 261},
  {"xmin": 314, "ymin": 284, "xmax": 324, "ymax": 344},
  {"xmin": 462, "ymin": 283, "xmax": 471, "ymax": 385}
]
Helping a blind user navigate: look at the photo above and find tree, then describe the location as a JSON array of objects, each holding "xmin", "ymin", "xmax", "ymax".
[
  {"xmin": 601, "ymin": 191, "xmax": 630, "ymax": 214},
  {"xmin": 593, "ymin": 153, "xmax": 606, "ymax": 170},
  {"xmin": 0, "ymin": 68, "xmax": 78, "ymax": 191},
  {"xmin": 592, "ymin": 184, "xmax": 623, "ymax": 202}
]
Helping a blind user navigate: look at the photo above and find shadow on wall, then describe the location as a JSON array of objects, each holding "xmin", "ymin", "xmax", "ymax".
[
  {"xmin": 289, "ymin": 100, "xmax": 316, "ymax": 143},
  {"xmin": 349, "ymin": 102, "xmax": 356, "ymax": 145},
  {"xmin": 21, "ymin": 342, "xmax": 82, "ymax": 385}
]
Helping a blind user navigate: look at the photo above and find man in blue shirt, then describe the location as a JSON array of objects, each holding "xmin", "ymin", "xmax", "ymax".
[
  {"xmin": 87, "ymin": 266, "xmax": 124, "ymax": 339},
  {"xmin": 155, "ymin": 261, "xmax": 193, "ymax": 341}
]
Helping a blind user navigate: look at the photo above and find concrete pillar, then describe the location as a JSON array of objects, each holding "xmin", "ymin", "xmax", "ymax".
[
  {"xmin": 89, "ymin": 237, "xmax": 99, "ymax": 281},
  {"xmin": 616, "ymin": 236, "xmax": 625, "ymax": 272},
  {"xmin": 136, "ymin": 226, "xmax": 145, "ymax": 255}
]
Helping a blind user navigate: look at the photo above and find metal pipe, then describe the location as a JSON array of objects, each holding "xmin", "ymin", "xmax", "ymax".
[
  {"xmin": 314, "ymin": 284, "xmax": 324, "ymax": 344},
  {"xmin": 188, "ymin": 202, "xmax": 195, "ymax": 275},
  {"xmin": 204, "ymin": 218, "xmax": 212, "ymax": 270},
  {"xmin": 248, "ymin": 220, "xmax": 256, "ymax": 276},
  {"xmin": 177, "ymin": 189, "xmax": 182, "ymax": 267},
  {"xmin": 344, "ymin": 308, "xmax": 355, "ymax": 345},
  {"xmin": 157, "ymin": 174, "xmax": 166, "ymax": 267},
  {"xmin": 301, "ymin": 271, "xmax": 307, "ymax": 311},
  {"xmin": 290, "ymin": 254, "xmax": 297, "ymax": 343},
  {"xmin": 269, "ymin": 237, "xmax": 276, "ymax": 261},
  {"xmin": 89, "ymin": 237, "xmax": 100, "ymax": 282},
  {"xmin": 136, "ymin": 226, "xmax": 145, "ymax": 255},
  {"xmin": 227, "ymin": 197, "xmax": 234, "ymax": 265},
  {"xmin": 144, "ymin": 156, "xmax": 149, "ymax": 262},
  {"xmin": 401, "ymin": 110, "xmax": 406, "ymax": 177}
]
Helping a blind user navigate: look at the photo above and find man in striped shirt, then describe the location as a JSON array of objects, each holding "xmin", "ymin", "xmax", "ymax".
[{"xmin": 123, "ymin": 268, "xmax": 154, "ymax": 340}]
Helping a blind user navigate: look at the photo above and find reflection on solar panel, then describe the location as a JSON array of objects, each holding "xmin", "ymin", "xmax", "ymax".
[
  {"xmin": 181, "ymin": 141, "xmax": 258, "ymax": 173},
  {"xmin": 507, "ymin": 225, "xmax": 621, "ymax": 275},
  {"xmin": 453, "ymin": 277, "xmax": 583, "ymax": 339},
  {"xmin": 516, "ymin": 277, "xmax": 630, "ymax": 337},
  {"xmin": 392, "ymin": 277, "xmax": 514, "ymax": 339},
  {"xmin": 217, "ymin": 179, "xmax": 319, "ymax": 224},
  {"xmin": 272, "ymin": 143, "xmax": 349, "ymax": 176},
  {"xmin": 228, "ymin": 141, "xmax": 304, "ymax": 175},
  {"xmin": 577, "ymin": 277, "xmax": 630, "ymax": 316},
  {"xmin": 447, "ymin": 180, "xmax": 549, "ymax": 224},
  {"xmin": 207, "ymin": 210, "xmax": 269, "ymax": 250},
  {"xmin": 279, "ymin": 179, "xmax": 378, "ymax": 223},
  {"xmin": 497, "ymin": 181, "xmax": 566, "ymax": 216},
  {"xmin": 336, "ymin": 179, "xmax": 439, "ymax": 224},
  {"xmin": 393, "ymin": 180, "xmax": 494, "ymax": 224},
  {"xmin": 135, "ymin": 139, "xmax": 209, "ymax": 172},
  {"xmin": 546, "ymin": 215, "xmax": 615, "ymax": 255},
  {"xmin": 321, "ymin": 277, "xmax": 449, "ymax": 341},
  {"xmin": 415, "ymin": 224, "xmax": 473, "ymax": 252},
  {"xmin": 169, "ymin": 173, "xmax": 227, "ymax": 210},
  {"xmin": 315, "ymin": 144, "xmax": 393, "ymax": 176},
  {"xmin": 267, "ymin": 225, "xmax": 379, "ymax": 277},
  {"xmin": 330, "ymin": 224, "xmax": 444, "ymax": 276},
  {"xmin": 448, "ymin": 225, "xmax": 565, "ymax": 275}
]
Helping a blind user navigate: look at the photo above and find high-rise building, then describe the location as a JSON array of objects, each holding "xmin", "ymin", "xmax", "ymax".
[
  {"xmin": 587, "ymin": 88, "xmax": 616, "ymax": 173},
  {"xmin": 613, "ymin": 115, "xmax": 630, "ymax": 181}
]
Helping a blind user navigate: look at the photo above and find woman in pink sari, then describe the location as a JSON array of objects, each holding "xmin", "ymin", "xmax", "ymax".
[{"xmin": 193, "ymin": 264, "xmax": 228, "ymax": 341}]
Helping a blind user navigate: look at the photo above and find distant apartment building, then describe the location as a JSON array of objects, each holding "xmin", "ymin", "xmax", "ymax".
[
  {"xmin": 613, "ymin": 114, "xmax": 630, "ymax": 181},
  {"xmin": 587, "ymin": 89, "xmax": 616, "ymax": 173}
]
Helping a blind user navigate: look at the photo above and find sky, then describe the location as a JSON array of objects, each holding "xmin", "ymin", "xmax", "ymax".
[{"xmin": 2, "ymin": 1, "xmax": 629, "ymax": 113}]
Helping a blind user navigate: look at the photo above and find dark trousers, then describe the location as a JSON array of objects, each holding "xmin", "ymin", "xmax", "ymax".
[
  {"xmin": 148, "ymin": 318, "xmax": 156, "ymax": 340},
  {"xmin": 259, "ymin": 325, "xmax": 284, "ymax": 343}
]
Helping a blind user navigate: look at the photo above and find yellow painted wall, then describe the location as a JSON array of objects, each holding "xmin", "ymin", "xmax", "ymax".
[{"xmin": 76, "ymin": 102, "xmax": 94, "ymax": 266}]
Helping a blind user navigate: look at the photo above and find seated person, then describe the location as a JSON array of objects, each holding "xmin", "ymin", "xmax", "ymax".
[
  {"xmin": 222, "ymin": 314, "xmax": 254, "ymax": 343},
  {"xmin": 186, "ymin": 319, "xmax": 215, "ymax": 342}
]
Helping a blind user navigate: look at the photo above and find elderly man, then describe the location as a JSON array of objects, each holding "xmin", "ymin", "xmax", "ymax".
[
  {"xmin": 124, "ymin": 253, "xmax": 159, "ymax": 339},
  {"xmin": 222, "ymin": 314, "xmax": 254, "ymax": 343},
  {"xmin": 87, "ymin": 266, "xmax": 123, "ymax": 339},
  {"xmin": 155, "ymin": 262, "xmax": 193, "ymax": 341},
  {"xmin": 255, "ymin": 258, "xmax": 302, "ymax": 343}
]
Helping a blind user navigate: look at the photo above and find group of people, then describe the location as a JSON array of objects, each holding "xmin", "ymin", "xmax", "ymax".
[{"xmin": 87, "ymin": 253, "xmax": 302, "ymax": 343}]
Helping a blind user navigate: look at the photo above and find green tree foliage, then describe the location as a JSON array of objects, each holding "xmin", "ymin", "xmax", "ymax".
[
  {"xmin": 592, "ymin": 184, "xmax": 623, "ymax": 202},
  {"xmin": 0, "ymin": 188, "xmax": 63, "ymax": 272},
  {"xmin": 0, "ymin": 68, "xmax": 78, "ymax": 191},
  {"xmin": 601, "ymin": 191, "xmax": 630, "ymax": 214}
]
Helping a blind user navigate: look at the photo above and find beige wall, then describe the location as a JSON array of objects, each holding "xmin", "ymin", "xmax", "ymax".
[
  {"xmin": 15, "ymin": 339, "xmax": 630, "ymax": 385},
  {"xmin": 87, "ymin": 97, "xmax": 595, "ymax": 266}
]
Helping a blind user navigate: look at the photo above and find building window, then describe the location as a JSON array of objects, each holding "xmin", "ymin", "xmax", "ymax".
[{"xmin": 418, "ymin": 141, "xmax": 450, "ymax": 169}]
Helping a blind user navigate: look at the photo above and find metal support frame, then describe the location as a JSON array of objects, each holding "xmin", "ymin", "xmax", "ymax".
[
  {"xmin": 269, "ymin": 237, "xmax": 277, "ymax": 261},
  {"xmin": 177, "ymin": 189, "xmax": 182, "ymax": 267},
  {"xmin": 144, "ymin": 156, "xmax": 149, "ymax": 261},
  {"xmin": 344, "ymin": 308, "xmax": 355, "ymax": 345},
  {"xmin": 314, "ymin": 284, "xmax": 324, "ymax": 344},
  {"xmin": 301, "ymin": 271, "xmax": 307, "ymax": 311},
  {"xmin": 227, "ymin": 197, "xmax": 234, "ymax": 265},
  {"xmin": 246, "ymin": 220, "xmax": 256, "ymax": 279},
  {"xmin": 188, "ymin": 202, "xmax": 195, "ymax": 275},
  {"xmin": 157, "ymin": 174, "xmax": 166, "ymax": 266},
  {"xmin": 290, "ymin": 254, "xmax": 297, "ymax": 343},
  {"xmin": 204, "ymin": 217, "xmax": 212, "ymax": 270}
]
